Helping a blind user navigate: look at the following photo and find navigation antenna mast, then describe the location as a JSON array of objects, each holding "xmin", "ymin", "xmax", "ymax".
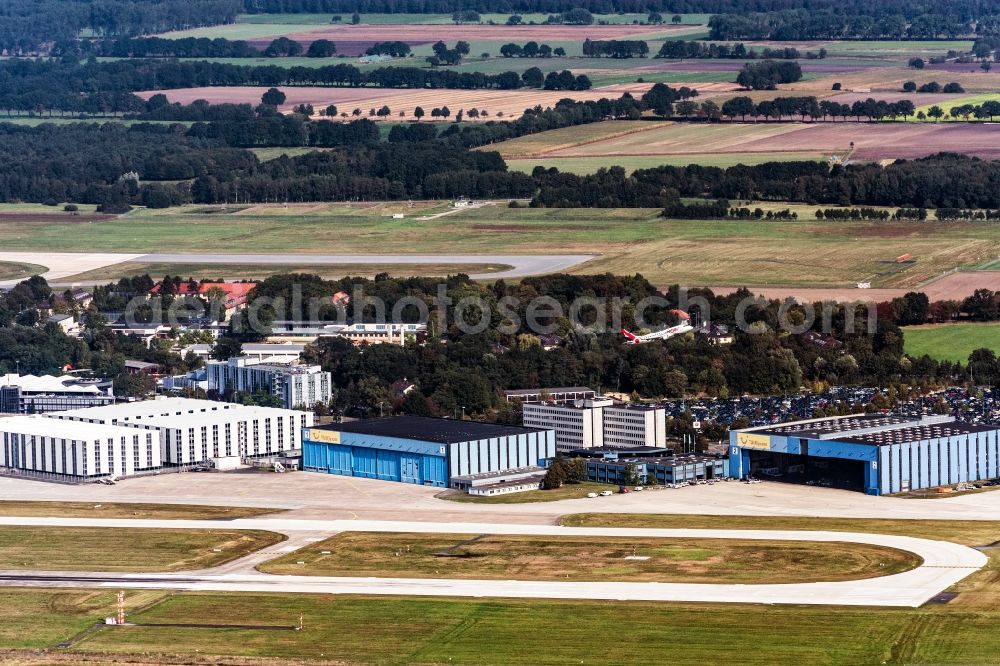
[{"xmin": 117, "ymin": 591, "xmax": 126, "ymax": 626}]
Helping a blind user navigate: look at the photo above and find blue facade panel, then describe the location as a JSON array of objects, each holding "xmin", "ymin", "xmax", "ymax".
[
  {"xmin": 376, "ymin": 450, "xmax": 401, "ymax": 481},
  {"xmin": 302, "ymin": 427, "xmax": 554, "ymax": 488},
  {"xmin": 730, "ymin": 424, "xmax": 1000, "ymax": 496},
  {"xmin": 328, "ymin": 444, "xmax": 353, "ymax": 475}
]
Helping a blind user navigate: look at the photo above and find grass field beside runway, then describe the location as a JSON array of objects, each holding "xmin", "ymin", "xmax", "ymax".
[
  {"xmin": 902, "ymin": 323, "xmax": 1000, "ymax": 363},
  {"xmin": 257, "ymin": 531, "xmax": 920, "ymax": 583},
  {"xmin": 0, "ymin": 501, "xmax": 279, "ymax": 520},
  {"xmin": 62, "ymin": 261, "xmax": 513, "ymax": 283},
  {"xmin": 62, "ymin": 591, "xmax": 1000, "ymax": 664},
  {"xmin": 2, "ymin": 204, "xmax": 998, "ymax": 288},
  {"xmin": 0, "ymin": 516, "xmax": 990, "ymax": 663},
  {"xmin": 562, "ymin": 514, "xmax": 1000, "ymax": 610},
  {"xmin": 0, "ymin": 261, "xmax": 46, "ymax": 281},
  {"xmin": 0, "ymin": 527, "xmax": 282, "ymax": 572}
]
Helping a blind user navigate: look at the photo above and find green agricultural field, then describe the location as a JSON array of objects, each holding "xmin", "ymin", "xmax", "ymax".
[
  {"xmin": 0, "ymin": 527, "xmax": 282, "ymax": 572},
  {"xmin": 903, "ymin": 323, "xmax": 1000, "ymax": 363},
  {"xmin": 2, "ymin": 204, "xmax": 998, "ymax": 287},
  {"xmin": 0, "ymin": 116, "xmax": 187, "ymax": 127},
  {"xmin": 820, "ymin": 40, "xmax": 974, "ymax": 57},
  {"xmin": 157, "ymin": 21, "xmax": 327, "ymax": 40},
  {"xmin": 0, "ymin": 203, "xmax": 98, "ymax": 213},
  {"xmin": 914, "ymin": 93, "xmax": 1000, "ymax": 120},
  {"xmin": 250, "ymin": 146, "xmax": 334, "ymax": 161},
  {"xmin": 507, "ymin": 152, "xmax": 826, "ymax": 174}
]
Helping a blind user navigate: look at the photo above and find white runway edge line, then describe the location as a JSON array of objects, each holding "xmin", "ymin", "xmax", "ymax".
[{"xmin": 0, "ymin": 517, "xmax": 986, "ymax": 607}]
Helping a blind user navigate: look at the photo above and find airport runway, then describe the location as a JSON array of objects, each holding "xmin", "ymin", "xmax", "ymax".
[
  {"xmin": 0, "ymin": 517, "xmax": 986, "ymax": 607},
  {"xmin": 0, "ymin": 251, "xmax": 597, "ymax": 286}
]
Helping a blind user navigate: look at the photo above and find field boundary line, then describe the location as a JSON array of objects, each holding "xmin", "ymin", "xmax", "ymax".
[{"xmin": 503, "ymin": 122, "xmax": 673, "ymax": 159}]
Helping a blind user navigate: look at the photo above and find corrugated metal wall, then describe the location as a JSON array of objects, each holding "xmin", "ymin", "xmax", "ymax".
[
  {"xmin": 304, "ymin": 429, "xmax": 555, "ymax": 488},
  {"xmin": 303, "ymin": 441, "xmax": 448, "ymax": 487}
]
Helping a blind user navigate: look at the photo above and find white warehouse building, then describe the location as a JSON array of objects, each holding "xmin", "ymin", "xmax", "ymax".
[
  {"xmin": 142, "ymin": 406, "xmax": 311, "ymax": 465},
  {"xmin": 523, "ymin": 398, "xmax": 668, "ymax": 452},
  {"xmin": 0, "ymin": 416, "xmax": 160, "ymax": 481},
  {"xmin": 0, "ymin": 397, "xmax": 314, "ymax": 482}
]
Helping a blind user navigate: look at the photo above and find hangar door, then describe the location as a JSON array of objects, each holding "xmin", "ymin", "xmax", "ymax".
[{"xmin": 748, "ymin": 449, "xmax": 865, "ymax": 491}]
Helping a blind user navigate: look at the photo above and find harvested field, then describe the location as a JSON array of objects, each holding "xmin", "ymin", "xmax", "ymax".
[
  {"xmin": 545, "ymin": 122, "xmax": 808, "ymax": 156},
  {"xmin": 925, "ymin": 61, "xmax": 999, "ymax": 73},
  {"xmin": 268, "ymin": 22, "xmax": 687, "ymax": 47},
  {"xmin": 488, "ymin": 120, "xmax": 666, "ymax": 158},
  {"xmin": 138, "ymin": 85, "xmax": 653, "ymax": 120},
  {"xmin": 785, "ymin": 66, "xmax": 1000, "ymax": 94},
  {"xmin": 635, "ymin": 60, "xmax": 872, "ymax": 74},
  {"xmin": 542, "ymin": 120, "xmax": 1000, "ymax": 160},
  {"xmin": 711, "ymin": 271, "xmax": 1000, "ymax": 303}
]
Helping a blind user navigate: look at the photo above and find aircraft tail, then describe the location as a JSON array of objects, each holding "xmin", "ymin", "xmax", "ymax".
[{"xmin": 621, "ymin": 329, "xmax": 639, "ymax": 342}]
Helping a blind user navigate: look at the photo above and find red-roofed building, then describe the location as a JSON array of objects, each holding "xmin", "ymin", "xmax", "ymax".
[{"xmin": 150, "ymin": 282, "xmax": 256, "ymax": 315}]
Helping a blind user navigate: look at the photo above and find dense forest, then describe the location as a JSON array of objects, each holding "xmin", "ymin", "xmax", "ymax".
[
  {"xmin": 240, "ymin": 0, "xmax": 1000, "ymax": 18},
  {"xmin": 531, "ymin": 154, "xmax": 1000, "ymax": 208},
  {"xmin": 0, "ymin": 0, "xmax": 241, "ymax": 54},
  {"xmin": 5, "ymin": 104, "xmax": 1000, "ymax": 210},
  {"xmin": 0, "ymin": 58, "xmax": 590, "ymax": 116},
  {"xmin": 4, "ymin": 265, "xmax": 1000, "ymax": 411},
  {"xmin": 220, "ymin": 272, "xmax": 982, "ymax": 416},
  {"xmin": 708, "ymin": 10, "xmax": 984, "ymax": 40}
]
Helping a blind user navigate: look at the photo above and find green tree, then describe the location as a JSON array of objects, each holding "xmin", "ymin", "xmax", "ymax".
[
  {"xmin": 543, "ymin": 458, "xmax": 568, "ymax": 489},
  {"xmin": 261, "ymin": 88, "xmax": 286, "ymax": 106}
]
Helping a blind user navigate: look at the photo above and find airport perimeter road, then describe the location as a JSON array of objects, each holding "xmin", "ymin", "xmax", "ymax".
[{"xmin": 0, "ymin": 517, "xmax": 986, "ymax": 607}]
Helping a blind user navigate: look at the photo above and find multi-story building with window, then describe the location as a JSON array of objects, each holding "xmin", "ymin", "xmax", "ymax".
[
  {"xmin": 522, "ymin": 398, "xmax": 668, "ymax": 452},
  {"xmin": 206, "ymin": 357, "xmax": 332, "ymax": 409}
]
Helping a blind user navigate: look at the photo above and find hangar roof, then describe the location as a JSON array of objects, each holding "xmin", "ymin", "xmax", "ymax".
[
  {"xmin": 743, "ymin": 414, "xmax": 997, "ymax": 446},
  {"xmin": 749, "ymin": 414, "xmax": 913, "ymax": 439},
  {"xmin": 318, "ymin": 416, "xmax": 546, "ymax": 444},
  {"xmin": 838, "ymin": 421, "xmax": 997, "ymax": 445}
]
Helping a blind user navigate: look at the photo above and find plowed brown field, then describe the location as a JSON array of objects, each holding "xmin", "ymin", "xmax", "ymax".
[{"xmin": 712, "ymin": 271, "xmax": 1000, "ymax": 302}]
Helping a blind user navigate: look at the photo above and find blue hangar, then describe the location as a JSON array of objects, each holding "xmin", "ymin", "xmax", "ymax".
[
  {"xmin": 730, "ymin": 414, "xmax": 1000, "ymax": 495},
  {"xmin": 303, "ymin": 416, "xmax": 556, "ymax": 487}
]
